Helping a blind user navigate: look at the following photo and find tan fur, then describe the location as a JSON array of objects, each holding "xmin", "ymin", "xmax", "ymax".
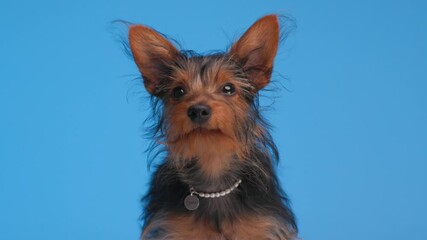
[
  {"xmin": 229, "ymin": 15, "xmax": 279, "ymax": 90},
  {"xmin": 129, "ymin": 15, "xmax": 296, "ymax": 240},
  {"xmin": 164, "ymin": 62, "xmax": 251, "ymax": 178},
  {"xmin": 129, "ymin": 25, "xmax": 179, "ymax": 94},
  {"xmin": 142, "ymin": 214, "xmax": 295, "ymax": 240}
]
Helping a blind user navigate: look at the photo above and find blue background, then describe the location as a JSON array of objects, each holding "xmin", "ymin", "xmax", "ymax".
[{"xmin": 1, "ymin": 0, "xmax": 426, "ymax": 239}]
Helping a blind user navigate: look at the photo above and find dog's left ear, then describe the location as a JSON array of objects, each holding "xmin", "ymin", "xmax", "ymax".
[
  {"xmin": 229, "ymin": 15, "xmax": 279, "ymax": 91},
  {"xmin": 129, "ymin": 25, "xmax": 180, "ymax": 95}
]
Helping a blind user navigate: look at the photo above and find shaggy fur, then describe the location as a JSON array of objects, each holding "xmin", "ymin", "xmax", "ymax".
[{"xmin": 126, "ymin": 15, "xmax": 298, "ymax": 239}]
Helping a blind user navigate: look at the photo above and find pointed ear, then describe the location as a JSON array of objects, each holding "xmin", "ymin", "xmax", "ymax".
[
  {"xmin": 229, "ymin": 15, "xmax": 280, "ymax": 91},
  {"xmin": 128, "ymin": 25, "xmax": 180, "ymax": 95}
]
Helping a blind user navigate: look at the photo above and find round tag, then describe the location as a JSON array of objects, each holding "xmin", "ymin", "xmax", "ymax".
[{"xmin": 184, "ymin": 195, "xmax": 199, "ymax": 211}]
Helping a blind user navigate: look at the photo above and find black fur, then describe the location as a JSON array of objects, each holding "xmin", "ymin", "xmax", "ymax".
[
  {"xmin": 118, "ymin": 16, "xmax": 299, "ymax": 237},
  {"xmin": 139, "ymin": 53, "xmax": 297, "ymax": 235}
]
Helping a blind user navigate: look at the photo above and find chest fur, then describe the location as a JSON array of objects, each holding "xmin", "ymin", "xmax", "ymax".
[{"xmin": 142, "ymin": 214, "xmax": 295, "ymax": 240}]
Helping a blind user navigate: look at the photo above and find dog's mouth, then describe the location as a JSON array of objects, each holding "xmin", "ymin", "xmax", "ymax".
[
  {"xmin": 168, "ymin": 127, "xmax": 229, "ymax": 144},
  {"xmin": 192, "ymin": 127, "xmax": 221, "ymax": 134}
]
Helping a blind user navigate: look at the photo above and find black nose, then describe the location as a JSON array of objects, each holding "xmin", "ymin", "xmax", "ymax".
[{"xmin": 187, "ymin": 104, "xmax": 211, "ymax": 124}]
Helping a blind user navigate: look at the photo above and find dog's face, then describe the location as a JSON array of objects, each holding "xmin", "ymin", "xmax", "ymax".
[{"xmin": 129, "ymin": 15, "xmax": 279, "ymax": 174}]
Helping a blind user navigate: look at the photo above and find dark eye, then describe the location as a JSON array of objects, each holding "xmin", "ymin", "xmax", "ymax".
[
  {"xmin": 172, "ymin": 87, "xmax": 185, "ymax": 99},
  {"xmin": 222, "ymin": 83, "xmax": 236, "ymax": 96}
]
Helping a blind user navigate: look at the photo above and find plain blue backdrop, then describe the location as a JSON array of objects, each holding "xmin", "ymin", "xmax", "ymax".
[{"xmin": 1, "ymin": 0, "xmax": 426, "ymax": 239}]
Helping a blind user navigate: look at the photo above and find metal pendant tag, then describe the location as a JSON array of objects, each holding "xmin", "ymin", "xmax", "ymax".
[{"xmin": 184, "ymin": 194, "xmax": 199, "ymax": 211}]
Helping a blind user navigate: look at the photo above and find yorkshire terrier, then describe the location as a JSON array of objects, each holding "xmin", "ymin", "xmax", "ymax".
[{"xmin": 127, "ymin": 14, "xmax": 297, "ymax": 239}]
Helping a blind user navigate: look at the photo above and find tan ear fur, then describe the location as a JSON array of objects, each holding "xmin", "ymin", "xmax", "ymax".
[
  {"xmin": 229, "ymin": 15, "xmax": 280, "ymax": 90},
  {"xmin": 129, "ymin": 25, "xmax": 179, "ymax": 94}
]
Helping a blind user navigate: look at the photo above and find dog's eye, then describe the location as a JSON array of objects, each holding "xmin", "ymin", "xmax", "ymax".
[
  {"xmin": 172, "ymin": 87, "xmax": 186, "ymax": 99},
  {"xmin": 222, "ymin": 83, "xmax": 236, "ymax": 96}
]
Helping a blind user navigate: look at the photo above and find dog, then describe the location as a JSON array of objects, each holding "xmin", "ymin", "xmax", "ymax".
[{"xmin": 127, "ymin": 14, "xmax": 297, "ymax": 239}]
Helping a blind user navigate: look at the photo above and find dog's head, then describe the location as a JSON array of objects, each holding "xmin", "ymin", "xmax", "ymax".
[{"xmin": 128, "ymin": 15, "xmax": 280, "ymax": 176}]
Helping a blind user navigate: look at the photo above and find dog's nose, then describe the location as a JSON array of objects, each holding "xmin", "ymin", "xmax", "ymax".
[{"xmin": 187, "ymin": 104, "xmax": 211, "ymax": 124}]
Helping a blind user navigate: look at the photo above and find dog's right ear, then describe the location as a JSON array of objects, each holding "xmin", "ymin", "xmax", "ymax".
[
  {"xmin": 229, "ymin": 15, "xmax": 280, "ymax": 91},
  {"xmin": 129, "ymin": 25, "xmax": 180, "ymax": 95}
]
